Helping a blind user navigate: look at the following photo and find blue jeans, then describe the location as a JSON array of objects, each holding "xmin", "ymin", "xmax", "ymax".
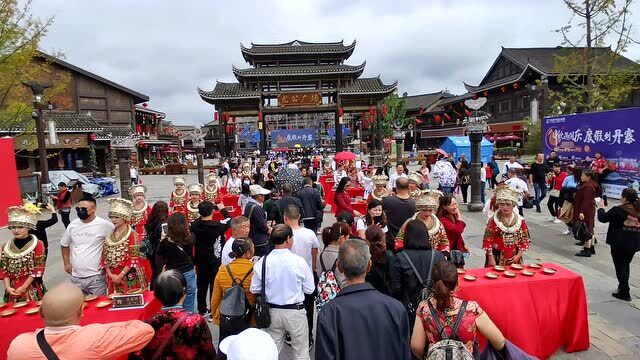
[
  {"xmin": 534, "ymin": 182, "xmax": 547, "ymax": 209},
  {"xmin": 182, "ymin": 269, "xmax": 197, "ymax": 313},
  {"xmin": 441, "ymin": 186, "xmax": 454, "ymax": 195},
  {"xmin": 480, "ymin": 181, "xmax": 486, "ymax": 204}
]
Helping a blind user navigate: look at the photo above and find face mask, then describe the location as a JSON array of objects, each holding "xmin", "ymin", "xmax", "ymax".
[
  {"xmin": 243, "ymin": 180, "xmax": 250, "ymax": 185},
  {"xmin": 76, "ymin": 207, "xmax": 90, "ymax": 220},
  {"xmin": 373, "ymin": 215, "xmax": 383, "ymax": 224}
]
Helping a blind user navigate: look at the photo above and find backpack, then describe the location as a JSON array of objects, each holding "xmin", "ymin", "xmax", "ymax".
[
  {"xmin": 401, "ymin": 250, "xmax": 435, "ymax": 315},
  {"xmin": 316, "ymin": 251, "xmax": 341, "ymax": 311},
  {"xmin": 426, "ymin": 301, "xmax": 475, "ymax": 360},
  {"xmin": 219, "ymin": 265, "xmax": 253, "ymax": 334}
]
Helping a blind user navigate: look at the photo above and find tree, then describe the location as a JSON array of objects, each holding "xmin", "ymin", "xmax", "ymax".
[
  {"xmin": 0, "ymin": 0, "xmax": 66, "ymax": 130},
  {"xmin": 552, "ymin": 0, "xmax": 640, "ymax": 114}
]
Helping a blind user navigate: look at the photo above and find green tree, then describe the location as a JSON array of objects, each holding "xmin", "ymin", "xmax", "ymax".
[
  {"xmin": 379, "ymin": 93, "xmax": 411, "ymax": 138},
  {"xmin": 551, "ymin": 0, "xmax": 640, "ymax": 114},
  {"xmin": 0, "ymin": 0, "xmax": 65, "ymax": 130}
]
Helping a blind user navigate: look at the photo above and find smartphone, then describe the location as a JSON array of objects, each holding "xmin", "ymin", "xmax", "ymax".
[
  {"xmin": 161, "ymin": 223, "xmax": 168, "ymax": 236},
  {"xmin": 595, "ymin": 197, "xmax": 602, "ymax": 204}
]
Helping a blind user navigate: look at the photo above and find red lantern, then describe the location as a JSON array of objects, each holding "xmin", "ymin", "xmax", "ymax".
[
  {"xmin": 500, "ymin": 86, "xmax": 508, "ymax": 93},
  {"xmin": 89, "ymin": 133, "xmax": 96, "ymax": 141},
  {"xmin": 225, "ymin": 125, "xmax": 232, "ymax": 134},
  {"xmin": 483, "ymin": 91, "xmax": 489, "ymax": 97},
  {"xmin": 416, "ymin": 117, "xmax": 423, "ymax": 125},
  {"xmin": 145, "ymin": 125, "xmax": 150, "ymax": 134},
  {"xmin": 214, "ymin": 111, "xmax": 219, "ymax": 120},
  {"xmin": 142, "ymin": 103, "xmax": 148, "ymax": 108},
  {"xmin": 230, "ymin": 116, "xmax": 236, "ymax": 124},
  {"xmin": 434, "ymin": 114, "xmax": 442, "ymax": 123},
  {"xmin": 258, "ymin": 111, "xmax": 263, "ymax": 121},
  {"xmin": 361, "ymin": 112, "xmax": 368, "ymax": 128},
  {"xmin": 465, "ymin": 109, "xmax": 472, "ymax": 117},
  {"xmin": 513, "ymin": 83, "xmax": 520, "ymax": 90},
  {"xmin": 382, "ymin": 105, "xmax": 388, "ymax": 116},
  {"xmin": 224, "ymin": 113, "xmax": 229, "ymax": 122},
  {"xmin": 136, "ymin": 124, "xmax": 142, "ymax": 134},
  {"xmin": 444, "ymin": 113, "xmax": 452, "ymax": 121},
  {"xmin": 338, "ymin": 107, "xmax": 344, "ymax": 117}
]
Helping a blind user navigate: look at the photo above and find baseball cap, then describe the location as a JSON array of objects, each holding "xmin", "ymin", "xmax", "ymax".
[
  {"xmin": 249, "ymin": 184, "xmax": 271, "ymax": 196},
  {"xmin": 219, "ymin": 328, "xmax": 278, "ymax": 360}
]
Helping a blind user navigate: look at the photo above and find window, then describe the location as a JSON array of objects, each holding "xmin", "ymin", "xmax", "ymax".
[
  {"xmin": 498, "ymin": 99, "xmax": 511, "ymax": 113},
  {"xmin": 486, "ymin": 103, "xmax": 496, "ymax": 114},
  {"xmin": 516, "ymin": 96, "xmax": 529, "ymax": 111}
]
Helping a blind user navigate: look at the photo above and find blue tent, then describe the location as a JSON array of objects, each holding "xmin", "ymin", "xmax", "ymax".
[{"xmin": 439, "ymin": 136, "xmax": 494, "ymax": 164}]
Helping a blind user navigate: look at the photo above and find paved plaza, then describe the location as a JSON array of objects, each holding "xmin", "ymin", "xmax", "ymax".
[{"xmin": 3, "ymin": 172, "xmax": 640, "ymax": 359}]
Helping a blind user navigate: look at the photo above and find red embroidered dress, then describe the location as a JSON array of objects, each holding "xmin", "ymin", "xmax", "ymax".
[
  {"xmin": 416, "ymin": 297, "xmax": 484, "ymax": 355},
  {"xmin": 102, "ymin": 226, "xmax": 148, "ymax": 294},
  {"xmin": 0, "ymin": 235, "xmax": 46, "ymax": 302},
  {"xmin": 395, "ymin": 213, "xmax": 450, "ymax": 252},
  {"xmin": 131, "ymin": 202, "xmax": 151, "ymax": 240},
  {"xmin": 170, "ymin": 189, "xmax": 187, "ymax": 216},
  {"xmin": 482, "ymin": 213, "xmax": 530, "ymax": 266},
  {"xmin": 187, "ymin": 201, "xmax": 201, "ymax": 223},
  {"xmin": 203, "ymin": 184, "xmax": 219, "ymax": 202}
]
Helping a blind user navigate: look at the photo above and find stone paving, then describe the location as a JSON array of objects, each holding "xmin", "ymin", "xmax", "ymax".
[{"xmin": 2, "ymin": 171, "xmax": 640, "ymax": 359}]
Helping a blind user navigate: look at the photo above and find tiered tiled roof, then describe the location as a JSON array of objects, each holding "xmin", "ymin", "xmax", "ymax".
[
  {"xmin": 339, "ymin": 77, "xmax": 398, "ymax": 96},
  {"xmin": 198, "ymin": 82, "xmax": 261, "ymax": 102},
  {"xmin": 464, "ymin": 46, "xmax": 639, "ymax": 93},
  {"xmin": 0, "ymin": 112, "xmax": 102, "ymax": 133},
  {"xmin": 403, "ymin": 91, "xmax": 454, "ymax": 112},
  {"xmin": 240, "ymin": 40, "xmax": 356, "ymax": 64},
  {"xmin": 232, "ymin": 62, "xmax": 366, "ymax": 80}
]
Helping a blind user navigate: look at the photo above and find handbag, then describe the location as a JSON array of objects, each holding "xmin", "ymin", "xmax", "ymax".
[
  {"xmin": 549, "ymin": 189, "xmax": 560, "ymax": 197},
  {"xmin": 522, "ymin": 196, "xmax": 535, "ymax": 209},
  {"xmin": 254, "ymin": 254, "xmax": 271, "ymax": 328},
  {"xmin": 449, "ymin": 250, "xmax": 465, "ymax": 268},
  {"xmin": 152, "ymin": 314, "xmax": 188, "ymax": 360},
  {"xmin": 573, "ymin": 221, "xmax": 592, "ymax": 242}
]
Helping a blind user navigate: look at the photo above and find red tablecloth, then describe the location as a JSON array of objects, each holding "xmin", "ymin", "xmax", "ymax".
[
  {"xmin": 456, "ymin": 263, "xmax": 589, "ymax": 359},
  {"xmin": 221, "ymin": 194, "xmax": 239, "ymax": 207},
  {"xmin": 352, "ymin": 201, "xmax": 367, "ymax": 215},
  {"xmin": 0, "ymin": 291, "xmax": 161, "ymax": 360},
  {"xmin": 346, "ymin": 187, "xmax": 365, "ymax": 198}
]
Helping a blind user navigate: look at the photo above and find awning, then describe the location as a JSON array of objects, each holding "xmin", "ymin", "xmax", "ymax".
[{"xmin": 420, "ymin": 127, "xmax": 465, "ymax": 139}]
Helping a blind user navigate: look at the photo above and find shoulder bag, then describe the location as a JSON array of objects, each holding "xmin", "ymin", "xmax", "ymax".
[
  {"xmin": 36, "ymin": 330, "xmax": 59, "ymax": 360},
  {"xmin": 254, "ymin": 254, "xmax": 271, "ymax": 328}
]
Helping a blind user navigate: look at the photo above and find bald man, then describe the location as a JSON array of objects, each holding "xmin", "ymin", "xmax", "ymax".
[{"xmin": 8, "ymin": 283, "xmax": 154, "ymax": 360}]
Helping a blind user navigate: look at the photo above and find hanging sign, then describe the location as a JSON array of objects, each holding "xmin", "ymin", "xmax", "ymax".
[{"xmin": 278, "ymin": 92, "xmax": 322, "ymax": 107}]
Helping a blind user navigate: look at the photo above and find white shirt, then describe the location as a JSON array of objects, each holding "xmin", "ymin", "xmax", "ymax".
[
  {"xmin": 290, "ymin": 227, "xmax": 319, "ymax": 270},
  {"xmin": 388, "ymin": 172, "xmax": 408, "ymax": 189},
  {"xmin": 480, "ymin": 167, "xmax": 487, "ymax": 182},
  {"xmin": 505, "ymin": 161, "xmax": 523, "ymax": 173},
  {"xmin": 60, "ymin": 217, "xmax": 114, "ymax": 278},
  {"xmin": 221, "ymin": 236, "xmax": 236, "ymax": 266},
  {"xmin": 129, "ymin": 168, "xmax": 137, "ymax": 178},
  {"xmin": 506, "ymin": 177, "xmax": 528, "ymax": 206},
  {"xmin": 250, "ymin": 248, "xmax": 315, "ymax": 305},
  {"xmin": 227, "ymin": 177, "xmax": 241, "ymax": 191},
  {"xmin": 358, "ymin": 171, "xmax": 373, "ymax": 193},
  {"xmin": 334, "ymin": 170, "xmax": 347, "ymax": 183},
  {"xmin": 356, "ymin": 218, "xmax": 388, "ymax": 233}
]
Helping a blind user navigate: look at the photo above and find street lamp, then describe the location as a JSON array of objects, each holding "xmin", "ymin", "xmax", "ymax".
[
  {"xmin": 22, "ymin": 81, "xmax": 53, "ymax": 202},
  {"xmin": 192, "ymin": 127, "xmax": 206, "ymax": 185},
  {"xmin": 463, "ymin": 97, "xmax": 491, "ymax": 212}
]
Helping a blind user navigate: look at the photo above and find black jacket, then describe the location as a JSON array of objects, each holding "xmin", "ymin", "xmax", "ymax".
[
  {"xmin": 316, "ymin": 283, "xmax": 411, "ymax": 360},
  {"xmin": 365, "ymin": 251, "xmax": 394, "ymax": 296},
  {"xmin": 296, "ymin": 185, "xmax": 324, "ymax": 221},
  {"xmin": 276, "ymin": 195, "xmax": 304, "ymax": 220},
  {"xmin": 31, "ymin": 213, "xmax": 58, "ymax": 248},
  {"xmin": 597, "ymin": 206, "xmax": 640, "ymax": 249},
  {"xmin": 245, "ymin": 201, "xmax": 269, "ymax": 247},
  {"xmin": 190, "ymin": 210, "xmax": 230, "ymax": 266},
  {"xmin": 390, "ymin": 249, "xmax": 446, "ymax": 308}
]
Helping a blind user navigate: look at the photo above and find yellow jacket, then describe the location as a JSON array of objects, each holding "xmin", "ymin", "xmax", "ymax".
[{"xmin": 211, "ymin": 258, "xmax": 256, "ymax": 325}]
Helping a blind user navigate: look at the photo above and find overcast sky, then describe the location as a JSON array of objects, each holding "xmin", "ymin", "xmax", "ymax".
[{"xmin": 32, "ymin": 0, "xmax": 640, "ymax": 125}]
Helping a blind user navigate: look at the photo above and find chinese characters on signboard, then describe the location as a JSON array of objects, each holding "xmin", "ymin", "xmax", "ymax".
[
  {"xmin": 270, "ymin": 129, "xmax": 316, "ymax": 148},
  {"xmin": 278, "ymin": 92, "xmax": 322, "ymax": 107}
]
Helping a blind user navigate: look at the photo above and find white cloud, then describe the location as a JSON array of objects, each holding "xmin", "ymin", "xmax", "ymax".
[{"xmin": 31, "ymin": 0, "xmax": 640, "ymax": 124}]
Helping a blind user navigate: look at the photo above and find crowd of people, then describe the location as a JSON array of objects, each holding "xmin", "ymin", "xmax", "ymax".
[{"xmin": 1, "ymin": 148, "xmax": 638, "ymax": 359}]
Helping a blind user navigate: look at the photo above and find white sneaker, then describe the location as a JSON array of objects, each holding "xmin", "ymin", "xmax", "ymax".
[
  {"xmin": 562, "ymin": 230, "xmax": 572, "ymax": 235},
  {"xmin": 554, "ymin": 219, "xmax": 563, "ymax": 223}
]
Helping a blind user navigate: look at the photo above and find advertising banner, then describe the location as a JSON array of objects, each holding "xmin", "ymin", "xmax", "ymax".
[
  {"xmin": 270, "ymin": 129, "xmax": 316, "ymax": 148},
  {"xmin": 542, "ymin": 108, "xmax": 640, "ymax": 197}
]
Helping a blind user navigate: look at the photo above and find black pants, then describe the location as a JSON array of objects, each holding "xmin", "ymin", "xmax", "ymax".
[
  {"xmin": 303, "ymin": 219, "xmax": 319, "ymax": 234},
  {"xmin": 518, "ymin": 206, "xmax": 524, "ymax": 217},
  {"xmin": 547, "ymin": 196, "xmax": 561, "ymax": 217},
  {"xmin": 303, "ymin": 272, "xmax": 319, "ymax": 342},
  {"xmin": 460, "ymin": 184, "xmax": 470, "ymax": 203},
  {"xmin": 611, "ymin": 244, "xmax": 638, "ymax": 295},
  {"xmin": 196, "ymin": 260, "xmax": 220, "ymax": 314},
  {"xmin": 59, "ymin": 210, "xmax": 71, "ymax": 228}
]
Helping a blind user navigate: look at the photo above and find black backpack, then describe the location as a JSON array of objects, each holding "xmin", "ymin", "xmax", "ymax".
[{"xmin": 219, "ymin": 265, "xmax": 253, "ymax": 334}]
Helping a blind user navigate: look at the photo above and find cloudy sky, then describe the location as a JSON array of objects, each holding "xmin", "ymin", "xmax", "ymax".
[{"xmin": 32, "ymin": 0, "xmax": 640, "ymax": 125}]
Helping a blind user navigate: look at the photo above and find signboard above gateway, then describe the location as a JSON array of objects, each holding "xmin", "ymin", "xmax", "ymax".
[{"xmin": 278, "ymin": 92, "xmax": 322, "ymax": 107}]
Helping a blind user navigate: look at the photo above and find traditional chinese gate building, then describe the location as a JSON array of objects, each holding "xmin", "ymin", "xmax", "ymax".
[{"xmin": 198, "ymin": 40, "xmax": 397, "ymax": 155}]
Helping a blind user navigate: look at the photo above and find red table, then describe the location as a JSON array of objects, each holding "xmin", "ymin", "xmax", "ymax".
[
  {"xmin": 346, "ymin": 187, "xmax": 365, "ymax": 198},
  {"xmin": 351, "ymin": 201, "xmax": 367, "ymax": 215},
  {"xmin": 221, "ymin": 194, "xmax": 239, "ymax": 207},
  {"xmin": 456, "ymin": 263, "xmax": 589, "ymax": 359},
  {"xmin": 0, "ymin": 291, "xmax": 161, "ymax": 360}
]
